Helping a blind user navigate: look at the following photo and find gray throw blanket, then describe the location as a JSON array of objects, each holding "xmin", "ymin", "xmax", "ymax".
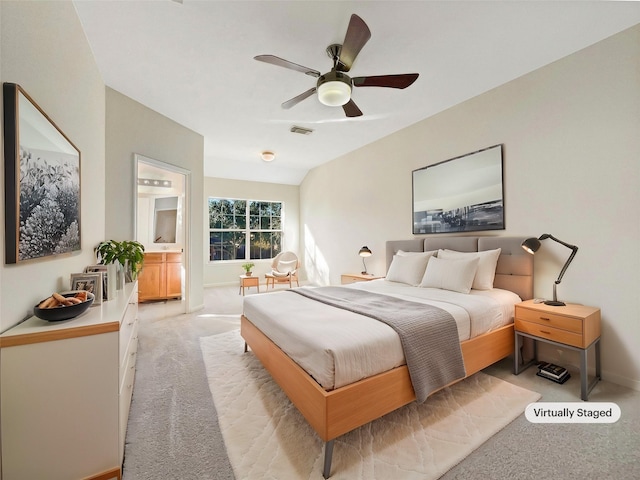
[{"xmin": 289, "ymin": 287, "xmax": 466, "ymax": 403}]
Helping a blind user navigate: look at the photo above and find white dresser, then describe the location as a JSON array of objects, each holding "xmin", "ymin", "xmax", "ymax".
[{"xmin": 0, "ymin": 282, "xmax": 139, "ymax": 480}]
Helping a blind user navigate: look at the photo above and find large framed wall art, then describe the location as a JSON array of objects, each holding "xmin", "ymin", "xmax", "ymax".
[
  {"xmin": 3, "ymin": 83, "xmax": 81, "ymax": 264},
  {"xmin": 412, "ymin": 144, "xmax": 505, "ymax": 235}
]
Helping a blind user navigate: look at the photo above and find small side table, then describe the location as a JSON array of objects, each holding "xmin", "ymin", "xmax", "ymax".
[
  {"xmin": 340, "ymin": 273, "xmax": 385, "ymax": 285},
  {"xmin": 513, "ymin": 300, "xmax": 601, "ymax": 401},
  {"xmin": 239, "ymin": 274, "xmax": 259, "ymax": 295}
]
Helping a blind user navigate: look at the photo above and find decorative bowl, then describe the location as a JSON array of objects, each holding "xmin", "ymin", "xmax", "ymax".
[{"xmin": 33, "ymin": 291, "xmax": 95, "ymax": 322}]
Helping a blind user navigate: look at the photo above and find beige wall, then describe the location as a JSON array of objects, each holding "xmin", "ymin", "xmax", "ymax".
[
  {"xmin": 0, "ymin": 1, "xmax": 105, "ymax": 331},
  {"xmin": 105, "ymin": 88, "xmax": 205, "ymax": 312},
  {"xmin": 300, "ymin": 25, "xmax": 640, "ymax": 390},
  {"xmin": 203, "ymin": 177, "xmax": 300, "ymax": 286}
]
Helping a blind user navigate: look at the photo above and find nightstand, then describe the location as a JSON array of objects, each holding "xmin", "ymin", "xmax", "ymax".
[
  {"xmin": 514, "ymin": 300, "xmax": 601, "ymax": 401},
  {"xmin": 239, "ymin": 274, "xmax": 259, "ymax": 295},
  {"xmin": 341, "ymin": 273, "xmax": 385, "ymax": 285}
]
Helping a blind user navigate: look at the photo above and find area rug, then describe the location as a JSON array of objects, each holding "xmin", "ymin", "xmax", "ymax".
[{"xmin": 200, "ymin": 330, "xmax": 540, "ymax": 480}]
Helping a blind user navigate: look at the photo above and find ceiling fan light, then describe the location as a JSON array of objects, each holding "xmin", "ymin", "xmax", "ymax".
[{"xmin": 318, "ymin": 80, "xmax": 351, "ymax": 107}]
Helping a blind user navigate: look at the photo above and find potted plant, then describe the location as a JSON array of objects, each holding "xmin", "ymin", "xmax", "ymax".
[
  {"xmin": 241, "ymin": 262, "xmax": 255, "ymax": 276},
  {"xmin": 96, "ymin": 240, "xmax": 145, "ymax": 282}
]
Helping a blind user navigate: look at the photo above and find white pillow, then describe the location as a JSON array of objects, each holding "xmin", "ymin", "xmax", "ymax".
[
  {"xmin": 385, "ymin": 251, "xmax": 435, "ymax": 286},
  {"xmin": 420, "ymin": 256, "xmax": 480, "ymax": 294},
  {"xmin": 437, "ymin": 248, "xmax": 501, "ymax": 290}
]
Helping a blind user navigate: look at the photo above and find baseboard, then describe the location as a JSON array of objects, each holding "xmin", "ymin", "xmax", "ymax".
[
  {"xmin": 541, "ymin": 349, "xmax": 640, "ymax": 392},
  {"xmin": 600, "ymin": 370, "xmax": 640, "ymax": 392}
]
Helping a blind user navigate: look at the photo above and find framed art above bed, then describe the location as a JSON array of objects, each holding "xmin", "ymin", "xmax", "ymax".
[{"xmin": 412, "ymin": 144, "xmax": 504, "ymax": 234}]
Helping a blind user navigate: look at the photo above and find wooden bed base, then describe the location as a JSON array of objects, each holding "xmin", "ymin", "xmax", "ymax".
[{"xmin": 241, "ymin": 314, "xmax": 514, "ymax": 478}]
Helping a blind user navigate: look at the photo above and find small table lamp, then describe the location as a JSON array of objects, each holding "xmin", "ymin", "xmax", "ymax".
[
  {"xmin": 359, "ymin": 246, "xmax": 372, "ymax": 275},
  {"xmin": 521, "ymin": 234, "xmax": 578, "ymax": 306}
]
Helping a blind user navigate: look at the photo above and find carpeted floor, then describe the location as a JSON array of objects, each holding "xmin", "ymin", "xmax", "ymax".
[
  {"xmin": 200, "ymin": 330, "xmax": 541, "ymax": 480},
  {"xmin": 123, "ymin": 285, "xmax": 640, "ymax": 480},
  {"xmin": 122, "ymin": 295, "xmax": 241, "ymax": 480}
]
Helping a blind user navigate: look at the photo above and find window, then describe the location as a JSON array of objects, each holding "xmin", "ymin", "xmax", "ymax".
[{"xmin": 208, "ymin": 198, "xmax": 282, "ymax": 262}]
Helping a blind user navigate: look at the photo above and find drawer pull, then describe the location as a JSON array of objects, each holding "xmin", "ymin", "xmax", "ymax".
[
  {"xmin": 540, "ymin": 330, "xmax": 551, "ymax": 335},
  {"xmin": 540, "ymin": 317, "xmax": 551, "ymax": 321}
]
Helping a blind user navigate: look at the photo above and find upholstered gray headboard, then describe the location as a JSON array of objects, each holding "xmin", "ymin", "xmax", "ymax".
[{"xmin": 385, "ymin": 236, "xmax": 533, "ymax": 300}]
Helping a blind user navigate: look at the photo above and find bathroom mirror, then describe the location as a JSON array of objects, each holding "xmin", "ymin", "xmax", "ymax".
[{"xmin": 153, "ymin": 196, "xmax": 178, "ymax": 243}]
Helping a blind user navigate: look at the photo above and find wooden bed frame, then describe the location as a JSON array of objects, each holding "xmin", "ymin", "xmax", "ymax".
[{"xmin": 241, "ymin": 236, "xmax": 533, "ymax": 478}]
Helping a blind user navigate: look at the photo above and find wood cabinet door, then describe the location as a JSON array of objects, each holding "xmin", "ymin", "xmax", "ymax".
[
  {"xmin": 138, "ymin": 263, "xmax": 165, "ymax": 301},
  {"xmin": 166, "ymin": 262, "xmax": 182, "ymax": 298}
]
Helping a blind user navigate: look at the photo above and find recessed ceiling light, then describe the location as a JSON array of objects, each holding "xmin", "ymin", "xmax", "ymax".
[{"xmin": 261, "ymin": 151, "xmax": 275, "ymax": 162}]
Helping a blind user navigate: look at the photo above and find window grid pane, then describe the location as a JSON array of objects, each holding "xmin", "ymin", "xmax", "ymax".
[
  {"xmin": 209, "ymin": 198, "xmax": 282, "ymax": 262},
  {"xmin": 209, "ymin": 231, "xmax": 246, "ymax": 261}
]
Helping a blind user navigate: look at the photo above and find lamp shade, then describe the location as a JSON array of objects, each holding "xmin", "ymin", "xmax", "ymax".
[{"xmin": 521, "ymin": 237, "xmax": 541, "ymax": 254}]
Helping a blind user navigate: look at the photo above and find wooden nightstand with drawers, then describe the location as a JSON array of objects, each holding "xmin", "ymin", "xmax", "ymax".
[{"xmin": 514, "ymin": 300, "xmax": 601, "ymax": 401}]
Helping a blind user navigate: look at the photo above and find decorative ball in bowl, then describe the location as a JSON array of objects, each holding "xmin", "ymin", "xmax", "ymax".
[{"xmin": 33, "ymin": 290, "xmax": 95, "ymax": 322}]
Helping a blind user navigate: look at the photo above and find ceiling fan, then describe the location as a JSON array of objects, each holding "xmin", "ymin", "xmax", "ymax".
[{"xmin": 255, "ymin": 14, "xmax": 419, "ymax": 118}]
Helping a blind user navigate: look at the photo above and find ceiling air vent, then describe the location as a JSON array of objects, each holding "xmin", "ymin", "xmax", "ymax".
[{"xmin": 290, "ymin": 125, "xmax": 314, "ymax": 135}]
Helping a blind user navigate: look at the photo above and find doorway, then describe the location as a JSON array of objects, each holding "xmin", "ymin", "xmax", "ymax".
[{"xmin": 135, "ymin": 154, "xmax": 190, "ymax": 313}]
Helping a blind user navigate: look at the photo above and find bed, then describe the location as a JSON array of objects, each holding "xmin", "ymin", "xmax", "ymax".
[{"xmin": 241, "ymin": 236, "xmax": 533, "ymax": 478}]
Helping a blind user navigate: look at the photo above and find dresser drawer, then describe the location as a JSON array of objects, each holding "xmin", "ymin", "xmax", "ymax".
[
  {"xmin": 119, "ymin": 351, "xmax": 137, "ymax": 460},
  {"xmin": 119, "ymin": 321, "xmax": 139, "ymax": 382},
  {"xmin": 515, "ymin": 307, "xmax": 583, "ymax": 334},
  {"xmin": 119, "ymin": 302, "xmax": 138, "ymax": 366},
  {"xmin": 341, "ymin": 275, "xmax": 359, "ymax": 285},
  {"xmin": 515, "ymin": 319, "xmax": 584, "ymax": 348}
]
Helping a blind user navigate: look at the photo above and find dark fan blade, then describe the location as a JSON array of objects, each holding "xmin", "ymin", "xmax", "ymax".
[
  {"xmin": 337, "ymin": 14, "xmax": 371, "ymax": 72},
  {"xmin": 353, "ymin": 73, "xmax": 419, "ymax": 89},
  {"xmin": 254, "ymin": 55, "xmax": 321, "ymax": 77},
  {"xmin": 342, "ymin": 99, "xmax": 363, "ymax": 117},
  {"xmin": 282, "ymin": 88, "xmax": 317, "ymax": 109}
]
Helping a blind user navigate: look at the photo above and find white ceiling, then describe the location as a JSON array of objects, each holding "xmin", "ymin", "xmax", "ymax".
[{"xmin": 73, "ymin": 1, "xmax": 640, "ymax": 185}]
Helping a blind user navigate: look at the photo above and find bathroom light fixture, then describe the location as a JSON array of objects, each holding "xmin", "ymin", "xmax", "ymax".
[
  {"xmin": 522, "ymin": 234, "xmax": 578, "ymax": 306},
  {"xmin": 137, "ymin": 178, "xmax": 171, "ymax": 188},
  {"xmin": 359, "ymin": 246, "xmax": 372, "ymax": 275},
  {"xmin": 261, "ymin": 151, "xmax": 275, "ymax": 162}
]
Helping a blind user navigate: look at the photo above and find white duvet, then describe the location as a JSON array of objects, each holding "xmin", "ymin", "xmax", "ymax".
[{"xmin": 242, "ymin": 279, "xmax": 520, "ymax": 391}]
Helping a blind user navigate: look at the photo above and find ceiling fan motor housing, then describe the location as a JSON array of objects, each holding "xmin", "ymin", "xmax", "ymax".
[{"xmin": 317, "ymin": 70, "xmax": 352, "ymax": 106}]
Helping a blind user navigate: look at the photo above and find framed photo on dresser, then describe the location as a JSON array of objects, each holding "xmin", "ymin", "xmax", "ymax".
[{"xmin": 70, "ymin": 273, "xmax": 102, "ymax": 305}]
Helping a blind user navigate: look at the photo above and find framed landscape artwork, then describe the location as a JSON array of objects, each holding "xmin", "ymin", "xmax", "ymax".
[
  {"xmin": 3, "ymin": 83, "xmax": 81, "ymax": 264},
  {"xmin": 412, "ymin": 144, "xmax": 504, "ymax": 234}
]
